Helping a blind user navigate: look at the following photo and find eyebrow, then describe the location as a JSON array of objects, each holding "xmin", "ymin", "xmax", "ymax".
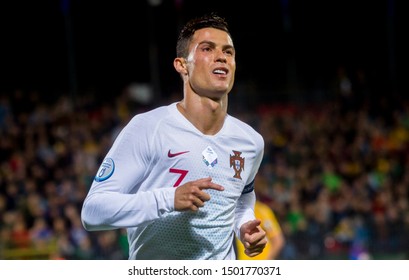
[{"xmin": 198, "ymin": 40, "xmax": 235, "ymax": 50}]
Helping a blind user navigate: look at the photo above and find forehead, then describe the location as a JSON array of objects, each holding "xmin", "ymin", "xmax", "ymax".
[{"xmin": 191, "ymin": 27, "xmax": 234, "ymax": 47}]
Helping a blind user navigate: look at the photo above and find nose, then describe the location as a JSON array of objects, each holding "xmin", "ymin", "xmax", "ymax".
[{"xmin": 215, "ymin": 49, "xmax": 227, "ymax": 63}]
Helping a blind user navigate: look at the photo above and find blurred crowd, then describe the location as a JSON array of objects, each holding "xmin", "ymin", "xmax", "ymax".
[
  {"xmin": 251, "ymin": 99, "xmax": 409, "ymax": 260},
  {"xmin": 0, "ymin": 89, "xmax": 133, "ymax": 259},
  {"xmin": 1, "ymin": 69, "xmax": 409, "ymax": 259}
]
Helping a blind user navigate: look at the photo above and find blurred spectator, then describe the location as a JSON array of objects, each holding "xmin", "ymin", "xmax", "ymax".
[{"xmin": 235, "ymin": 183, "xmax": 285, "ymax": 260}]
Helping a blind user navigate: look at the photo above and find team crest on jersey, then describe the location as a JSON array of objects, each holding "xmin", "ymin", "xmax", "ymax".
[
  {"xmin": 94, "ymin": 158, "xmax": 115, "ymax": 182},
  {"xmin": 230, "ymin": 150, "xmax": 244, "ymax": 179}
]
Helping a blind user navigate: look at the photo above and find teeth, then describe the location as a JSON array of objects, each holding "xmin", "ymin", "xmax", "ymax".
[{"xmin": 214, "ymin": 69, "xmax": 226, "ymax": 74}]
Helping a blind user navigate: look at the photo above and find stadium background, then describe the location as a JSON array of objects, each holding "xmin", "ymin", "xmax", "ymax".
[{"xmin": 1, "ymin": 0, "xmax": 408, "ymax": 259}]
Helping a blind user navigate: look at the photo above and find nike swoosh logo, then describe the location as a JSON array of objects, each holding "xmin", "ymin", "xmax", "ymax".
[{"xmin": 168, "ymin": 150, "xmax": 189, "ymax": 158}]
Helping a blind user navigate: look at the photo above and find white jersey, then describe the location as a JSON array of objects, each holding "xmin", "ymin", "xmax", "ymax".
[{"xmin": 81, "ymin": 102, "xmax": 264, "ymax": 260}]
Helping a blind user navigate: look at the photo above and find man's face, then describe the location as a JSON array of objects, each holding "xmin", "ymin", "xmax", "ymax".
[{"xmin": 185, "ymin": 27, "xmax": 236, "ymax": 100}]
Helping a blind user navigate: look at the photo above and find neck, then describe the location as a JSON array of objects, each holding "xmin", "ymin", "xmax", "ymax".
[{"xmin": 177, "ymin": 95, "xmax": 227, "ymax": 135}]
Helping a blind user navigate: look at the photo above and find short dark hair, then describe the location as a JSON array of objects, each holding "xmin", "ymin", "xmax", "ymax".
[{"xmin": 176, "ymin": 13, "xmax": 231, "ymax": 58}]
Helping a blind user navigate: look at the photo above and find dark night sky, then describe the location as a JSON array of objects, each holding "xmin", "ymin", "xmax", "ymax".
[{"xmin": 0, "ymin": 0, "xmax": 406, "ymax": 100}]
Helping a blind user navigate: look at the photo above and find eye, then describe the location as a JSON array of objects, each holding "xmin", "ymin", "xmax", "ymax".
[
  {"xmin": 225, "ymin": 49, "xmax": 234, "ymax": 56},
  {"xmin": 224, "ymin": 48, "xmax": 235, "ymax": 57}
]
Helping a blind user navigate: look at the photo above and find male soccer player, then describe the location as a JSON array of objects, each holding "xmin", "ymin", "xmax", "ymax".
[{"xmin": 81, "ymin": 13, "xmax": 267, "ymax": 260}]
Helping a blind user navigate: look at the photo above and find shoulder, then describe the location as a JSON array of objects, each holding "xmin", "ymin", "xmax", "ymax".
[
  {"xmin": 113, "ymin": 104, "xmax": 177, "ymax": 149},
  {"xmin": 126, "ymin": 103, "xmax": 176, "ymax": 130},
  {"xmin": 131, "ymin": 104, "xmax": 172, "ymax": 122},
  {"xmin": 226, "ymin": 115, "xmax": 264, "ymax": 147}
]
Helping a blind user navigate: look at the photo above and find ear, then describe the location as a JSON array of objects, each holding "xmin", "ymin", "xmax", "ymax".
[{"xmin": 173, "ymin": 57, "xmax": 188, "ymax": 75}]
